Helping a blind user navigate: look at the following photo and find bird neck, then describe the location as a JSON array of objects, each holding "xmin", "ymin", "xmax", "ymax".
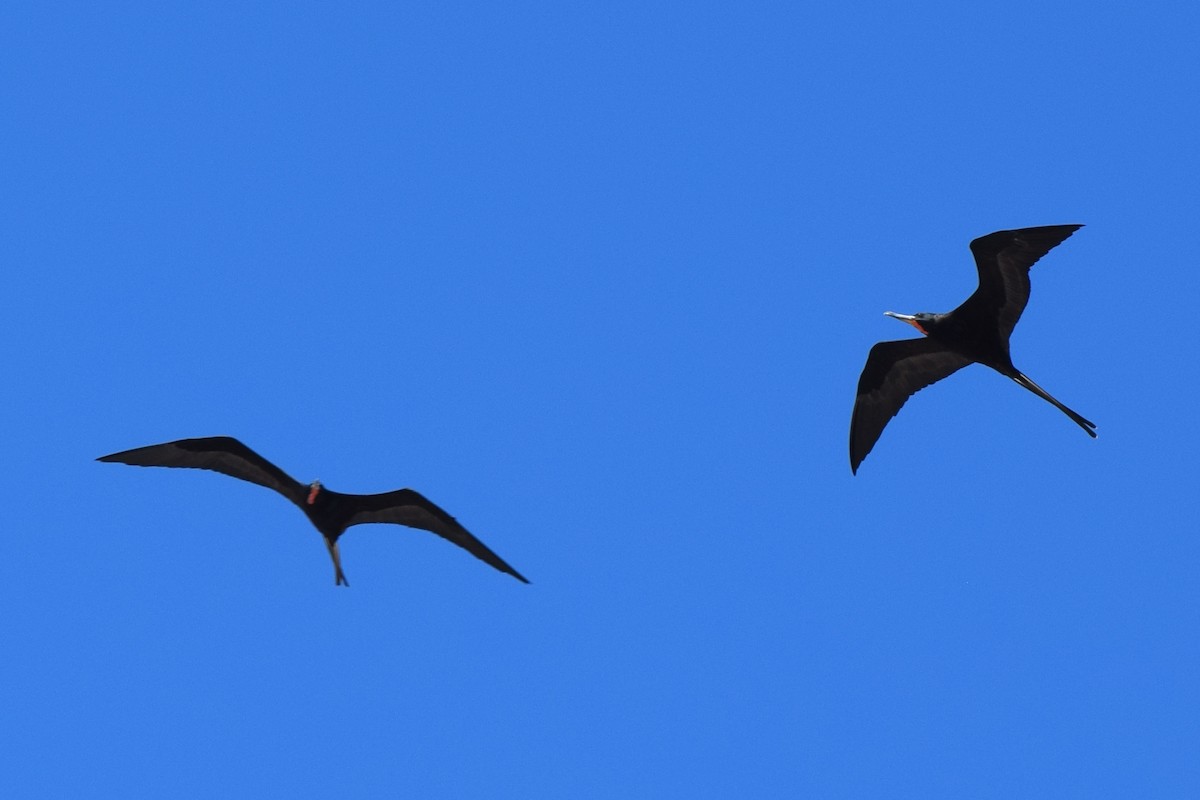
[{"xmin": 916, "ymin": 313, "xmax": 953, "ymax": 338}]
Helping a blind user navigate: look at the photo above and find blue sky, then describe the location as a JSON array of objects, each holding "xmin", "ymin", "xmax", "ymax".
[{"xmin": 3, "ymin": 1, "xmax": 1199, "ymax": 796}]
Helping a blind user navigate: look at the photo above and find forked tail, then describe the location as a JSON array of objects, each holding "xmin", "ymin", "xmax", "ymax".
[
  {"xmin": 1012, "ymin": 372, "xmax": 1097, "ymax": 437},
  {"xmin": 325, "ymin": 538, "xmax": 350, "ymax": 587}
]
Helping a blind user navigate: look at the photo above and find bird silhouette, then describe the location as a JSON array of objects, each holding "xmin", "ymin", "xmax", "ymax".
[
  {"xmin": 850, "ymin": 225, "xmax": 1096, "ymax": 474},
  {"xmin": 98, "ymin": 436, "xmax": 529, "ymax": 586}
]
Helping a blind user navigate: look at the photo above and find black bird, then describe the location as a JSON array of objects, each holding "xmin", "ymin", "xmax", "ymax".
[
  {"xmin": 97, "ymin": 436, "xmax": 529, "ymax": 586},
  {"xmin": 850, "ymin": 225, "xmax": 1096, "ymax": 474}
]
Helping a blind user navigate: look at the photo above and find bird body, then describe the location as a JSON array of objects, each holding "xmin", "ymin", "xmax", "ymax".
[
  {"xmin": 97, "ymin": 436, "xmax": 529, "ymax": 586},
  {"xmin": 850, "ymin": 225, "xmax": 1096, "ymax": 474}
]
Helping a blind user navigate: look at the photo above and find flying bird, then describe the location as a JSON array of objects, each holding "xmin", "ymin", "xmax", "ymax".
[
  {"xmin": 850, "ymin": 225, "xmax": 1096, "ymax": 474},
  {"xmin": 97, "ymin": 436, "xmax": 530, "ymax": 586}
]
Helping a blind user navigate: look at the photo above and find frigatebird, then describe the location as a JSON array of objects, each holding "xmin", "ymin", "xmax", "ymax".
[
  {"xmin": 850, "ymin": 225, "xmax": 1096, "ymax": 474},
  {"xmin": 97, "ymin": 436, "xmax": 529, "ymax": 586}
]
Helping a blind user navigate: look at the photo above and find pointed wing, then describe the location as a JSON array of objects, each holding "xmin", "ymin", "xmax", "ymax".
[
  {"xmin": 97, "ymin": 436, "xmax": 307, "ymax": 506},
  {"xmin": 850, "ymin": 338, "xmax": 972, "ymax": 473},
  {"xmin": 958, "ymin": 224, "xmax": 1082, "ymax": 340},
  {"xmin": 339, "ymin": 488, "xmax": 530, "ymax": 583}
]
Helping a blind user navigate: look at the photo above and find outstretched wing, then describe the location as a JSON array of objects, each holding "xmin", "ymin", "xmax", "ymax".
[
  {"xmin": 97, "ymin": 436, "xmax": 307, "ymax": 506},
  {"xmin": 338, "ymin": 488, "xmax": 530, "ymax": 583},
  {"xmin": 850, "ymin": 338, "xmax": 972, "ymax": 473},
  {"xmin": 959, "ymin": 224, "xmax": 1082, "ymax": 340}
]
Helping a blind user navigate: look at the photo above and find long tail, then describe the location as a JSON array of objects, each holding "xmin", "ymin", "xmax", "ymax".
[
  {"xmin": 1011, "ymin": 371, "xmax": 1097, "ymax": 437},
  {"xmin": 325, "ymin": 538, "xmax": 350, "ymax": 587}
]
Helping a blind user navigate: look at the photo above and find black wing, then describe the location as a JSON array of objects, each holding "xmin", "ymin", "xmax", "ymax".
[
  {"xmin": 958, "ymin": 224, "xmax": 1082, "ymax": 340},
  {"xmin": 850, "ymin": 338, "xmax": 973, "ymax": 474},
  {"xmin": 97, "ymin": 436, "xmax": 307, "ymax": 506},
  {"xmin": 336, "ymin": 488, "xmax": 530, "ymax": 583}
]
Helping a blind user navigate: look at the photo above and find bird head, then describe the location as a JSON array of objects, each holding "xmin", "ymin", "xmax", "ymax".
[
  {"xmin": 306, "ymin": 480, "xmax": 322, "ymax": 505},
  {"xmin": 884, "ymin": 311, "xmax": 936, "ymax": 336}
]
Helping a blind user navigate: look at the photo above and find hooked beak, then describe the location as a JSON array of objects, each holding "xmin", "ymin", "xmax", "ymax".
[{"xmin": 884, "ymin": 311, "xmax": 926, "ymax": 335}]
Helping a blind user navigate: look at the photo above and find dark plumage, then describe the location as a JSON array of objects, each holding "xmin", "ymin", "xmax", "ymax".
[
  {"xmin": 97, "ymin": 436, "xmax": 529, "ymax": 586},
  {"xmin": 850, "ymin": 225, "xmax": 1096, "ymax": 474}
]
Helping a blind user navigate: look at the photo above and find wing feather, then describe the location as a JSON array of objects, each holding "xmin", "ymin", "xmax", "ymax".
[
  {"xmin": 97, "ymin": 436, "xmax": 306, "ymax": 506},
  {"xmin": 339, "ymin": 488, "xmax": 530, "ymax": 583},
  {"xmin": 850, "ymin": 339, "xmax": 972, "ymax": 473},
  {"xmin": 961, "ymin": 224, "xmax": 1082, "ymax": 339}
]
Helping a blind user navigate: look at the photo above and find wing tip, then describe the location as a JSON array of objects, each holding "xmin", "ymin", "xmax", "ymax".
[
  {"xmin": 970, "ymin": 223, "xmax": 1085, "ymax": 254},
  {"xmin": 503, "ymin": 562, "xmax": 531, "ymax": 584}
]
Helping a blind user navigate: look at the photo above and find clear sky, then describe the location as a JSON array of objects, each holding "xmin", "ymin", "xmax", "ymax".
[{"xmin": 3, "ymin": 1, "xmax": 1198, "ymax": 797}]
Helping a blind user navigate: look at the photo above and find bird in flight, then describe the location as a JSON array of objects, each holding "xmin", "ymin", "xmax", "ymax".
[
  {"xmin": 97, "ymin": 436, "xmax": 530, "ymax": 586},
  {"xmin": 850, "ymin": 225, "xmax": 1096, "ymax": 474}
]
